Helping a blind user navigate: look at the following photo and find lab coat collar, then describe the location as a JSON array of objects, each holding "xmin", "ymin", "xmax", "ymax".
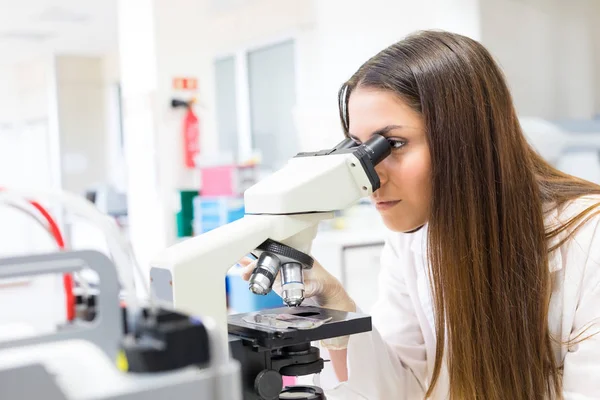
[
  {"xmin": 406, "ymin": 215, "xmax": 564, "ymax": 273},
  {"xmin": 408, "ymin": 224, "xmax": 427, "ymax": 256}
]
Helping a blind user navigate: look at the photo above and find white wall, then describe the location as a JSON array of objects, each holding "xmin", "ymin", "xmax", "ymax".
[
  {"xmin": 481, "ymin": 0, "xmax": 598, "ymax": 119},
  {"xmin": 314, "ymin": 0, "xmax": 480, "ymax": 105},
  {"xmin": 480, "ymin": 0, "xmax": 559, "ymax": 118},
  {"xmin": 208, "ymin": 0, "xmax": 316, "ymax": 54},
  {"xmin": 554, "ymin": 0, "xmax": 597, "ymax": 119},
  {"xmin": 55, "ymin": 56, "xmax": 108, "ymax": 195},
  {"xmin": 118, "ymin": 0, "xmax": 164, "ymax": 273},
  {"xmin": 0, "ymin": 59, "xmax": 60, "ymax": 257},
  {"xmin": 297, "ymin": 0, "xmax": 481, "ymax": 149},
  {"xmin": 0, "ymin": 62, "xmax": 66, "ymax": 334},
  {"xmin": 102, "ymin": 51, "xmax": 127, "ymax": 192},
  {"xmin": 0, "ymin": 55, "xmax": 119, "ymax": 257},
  {"xmin": 0, "ymin": 64, "xmax": 20, "ymax": 130}
]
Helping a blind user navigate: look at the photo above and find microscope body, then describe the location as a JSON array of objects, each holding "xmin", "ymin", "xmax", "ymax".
[
  {"xmin": 149, "ymin": 135, "xmax": 390, "ymax": 399},
  {"xmin": 150, "ymin": 135, "xmax": 389, "ymax": 337}
]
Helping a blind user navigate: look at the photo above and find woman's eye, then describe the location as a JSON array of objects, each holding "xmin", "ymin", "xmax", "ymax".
[{"xmin": 387, "ymin": 138, "xmax": 407, "ymax": 149}]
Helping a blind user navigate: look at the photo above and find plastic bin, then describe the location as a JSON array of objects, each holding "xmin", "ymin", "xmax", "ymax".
[{"xmin": 193, "ymin": 196, "xmax": 245, "ymax": 234}]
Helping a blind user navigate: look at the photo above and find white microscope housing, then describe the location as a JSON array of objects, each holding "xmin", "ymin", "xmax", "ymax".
[{"xmin": 149, "ymin": 135, "xmax": 391, "ymax": 345}]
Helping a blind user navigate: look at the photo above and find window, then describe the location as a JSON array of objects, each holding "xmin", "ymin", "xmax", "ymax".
[
  {"xmin": 214, "ymin": 56, "xmax": 239, "ymax": 162},
  {"xmin": 214, "ymin": 38, "xmax": 298, "ymax": 171}
]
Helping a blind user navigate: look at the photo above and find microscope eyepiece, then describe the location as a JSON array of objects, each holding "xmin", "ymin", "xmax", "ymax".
[
  {"xmin": 362, "ymin": 134, "xmax": 391, "ymax": 166},
  {"xmin": 332, "ymin": 137, "xmax": 358, "ymax": 151}
]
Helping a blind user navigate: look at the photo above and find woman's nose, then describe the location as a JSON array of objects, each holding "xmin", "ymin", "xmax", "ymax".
[{"xmin": 374, "ymin": 160, "xmax": 388, "ymax": 186}]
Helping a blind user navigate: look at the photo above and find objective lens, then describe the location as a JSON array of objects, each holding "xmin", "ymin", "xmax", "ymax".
[
  {"xmin": 249, "ymin": 252, "xmax": 280, "ymax": 295},
  {"xmin": 281, "ymin": 262, "xmax": 304, "ymax": 306}
]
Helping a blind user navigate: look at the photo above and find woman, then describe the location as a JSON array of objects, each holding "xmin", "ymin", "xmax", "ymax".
[{"xmin": 242, "ymin": 30, "xmax": 600, "ymax": 399}]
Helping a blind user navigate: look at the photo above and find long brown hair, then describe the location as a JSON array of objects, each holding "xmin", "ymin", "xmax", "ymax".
[{"xmin": 338, "ymin": 30, "xmax": 600, "ymax": 399}]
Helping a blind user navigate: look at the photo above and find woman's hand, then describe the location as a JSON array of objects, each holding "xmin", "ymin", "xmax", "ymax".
[{"xmin": 238, "ymin": 256, "xmax": 356, "ymax": 312}]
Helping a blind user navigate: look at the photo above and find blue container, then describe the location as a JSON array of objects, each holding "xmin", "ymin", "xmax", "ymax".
[
  {"xmin": 227, "ymin": 272, "xmax": 284, "ymax": 313},
  {"xmin": 193, "ymin": 196, "xmax": 245, "ymax": 235}
]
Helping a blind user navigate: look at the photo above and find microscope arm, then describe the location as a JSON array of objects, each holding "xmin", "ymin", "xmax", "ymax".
[{"xmin": 150, "ymin": 212, "xmax": 333, "ymax": 338}]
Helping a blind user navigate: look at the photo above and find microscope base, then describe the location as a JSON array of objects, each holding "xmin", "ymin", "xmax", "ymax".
[{"xmin": 228, "ymin": 306, "xmax": 371, "ymax": 400}]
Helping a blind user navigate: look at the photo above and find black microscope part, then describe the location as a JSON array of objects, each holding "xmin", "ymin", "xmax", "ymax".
[
  {"xmin": 256, "ymin": 239, "xmax": 314, "ymax": 268},
  {"xmin": 228, "ymin": 306, "xmax": 372, "ymax": 400},
  {"xmin": 280, "ymin": 385, "xmax": 326, "ymax": 400},
  {"xmin": 362, "ymin": 134, "xmax": 392, "ymax": 166},
  {"xmin": 254, "ymin": 369, "xmax": 283, "ymax": 400},
  {"xmin": 332, "ymin": 137, "xmax": 358, "ymax": 151},
  {"xmin": 121, "ymin": 307, "xmax": 210, "ymax": 373}
]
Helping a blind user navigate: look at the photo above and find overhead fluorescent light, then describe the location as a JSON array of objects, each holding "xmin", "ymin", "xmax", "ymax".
[
  {"xmin": 38, "ymin": 7, "xmax": 90, "ymax": 24},
  {"xmin": 0, "ymin": 31, "xmax": 55, "ymax": 42}
]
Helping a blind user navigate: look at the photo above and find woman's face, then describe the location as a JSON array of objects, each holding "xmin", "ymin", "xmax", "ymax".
[{"xmin": 348, "ymin": 87, "xmax": 431, "ymax": 232}]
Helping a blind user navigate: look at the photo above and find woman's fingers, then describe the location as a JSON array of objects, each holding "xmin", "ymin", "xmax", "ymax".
[
  {"xmin": 237, "ymin": 256, "xmax": 255, "ymax": 267},
  {"xmin": 240, "ymin": 261, "xmax": 257, "ymax": 281}
]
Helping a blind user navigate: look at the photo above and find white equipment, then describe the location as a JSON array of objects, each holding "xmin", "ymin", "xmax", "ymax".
[
  {"xmin": 150, "ymin": 135, "xmax": 391, "ymax": 345},
  {"xmin": 0, "ymin": 250, "xmax": 242, "ymax": 400}
]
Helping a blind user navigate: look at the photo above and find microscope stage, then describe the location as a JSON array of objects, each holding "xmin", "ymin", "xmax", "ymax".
[{"xmin": 227, "ymin": 306, "xmax": 372, "ymax": 349}]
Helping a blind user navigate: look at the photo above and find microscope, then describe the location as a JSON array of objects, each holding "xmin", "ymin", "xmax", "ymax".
[{"xmin": 150, "ymin": 134, "xmax": 391, "ymax": 399}]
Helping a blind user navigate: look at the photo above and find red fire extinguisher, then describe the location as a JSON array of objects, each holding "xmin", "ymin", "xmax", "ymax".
[{"xmin": 172, "ymin": 98, "xmax": 200, "ymax": 169}]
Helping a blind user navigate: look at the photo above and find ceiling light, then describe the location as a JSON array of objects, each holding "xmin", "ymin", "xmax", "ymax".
[{"xmin": 38, "ymin": 7, "xmax": 90, "ymax": 24}]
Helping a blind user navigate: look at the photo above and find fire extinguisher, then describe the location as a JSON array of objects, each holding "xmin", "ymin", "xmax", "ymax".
[{"xmin": 172, "ymin": 98, "xmax": 200, "ymax": 169}]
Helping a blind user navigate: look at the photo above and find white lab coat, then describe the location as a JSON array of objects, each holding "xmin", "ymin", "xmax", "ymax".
[{"xmin": 324, "ymin": 195, "xmax": 600, "ymax": 400}]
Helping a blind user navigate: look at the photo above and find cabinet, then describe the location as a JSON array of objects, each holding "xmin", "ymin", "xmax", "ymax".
[
  {"xmin": 342, "ymin": 244, "xmax": 384, "ymax": 313},
  {"xmin": 311, "ymin": 229, "xmax": 386, "ymax": 314}
]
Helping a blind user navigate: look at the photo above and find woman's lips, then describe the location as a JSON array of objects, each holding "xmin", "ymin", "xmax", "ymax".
[{"xmin": 375, "ymin": 200, "xmax": 401, "ymax": 211}]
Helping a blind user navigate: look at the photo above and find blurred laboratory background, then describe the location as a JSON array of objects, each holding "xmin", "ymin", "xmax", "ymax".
[{"xmin": 0, "ymin": 0, "xmax": 599, "ymax": 318}]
